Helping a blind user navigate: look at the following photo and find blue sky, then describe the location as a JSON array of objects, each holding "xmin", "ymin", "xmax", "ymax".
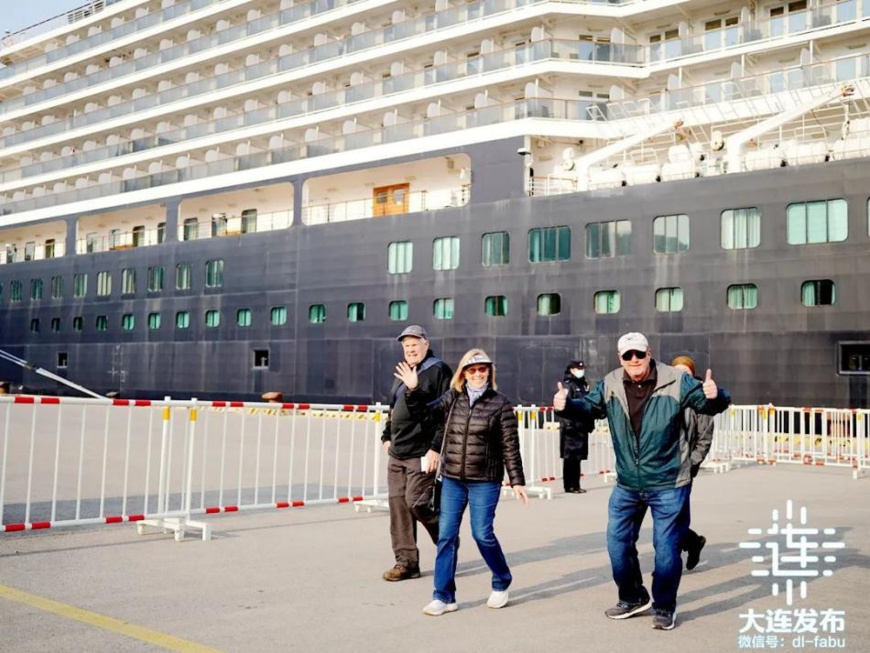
[{"xmin": 5, "ymin": 1, "xmax": 82, "ymax": 35}]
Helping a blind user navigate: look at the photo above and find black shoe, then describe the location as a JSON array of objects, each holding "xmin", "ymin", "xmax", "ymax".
[
  {"xmin": 686, "ymin": 535, "xmax": 706, "ymax": 571},
  {"xmin": 576, "ymin": 488, "xmax": 587, "ymax": 494},
  {"xmin": 604, "ymin": 596, "xmax": 652, "ymax": 620},
  {"xmin": 651, "ymin": 609, "xmax": 676, "ymax": 630}
]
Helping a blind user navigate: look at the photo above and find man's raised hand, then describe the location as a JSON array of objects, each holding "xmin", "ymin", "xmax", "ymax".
[
  {"xmin": 394, "ymin": 361, "xmax": 419, "ymax": 390},
  {"xmin": 702, "ymin": 368, "xmax": 718, "ymax": 399},
  {"xmin": 554, "ymin": 382, "xmax": 568, "ymax": 411}
]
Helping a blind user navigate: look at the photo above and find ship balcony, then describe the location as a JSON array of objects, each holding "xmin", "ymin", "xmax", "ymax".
[
  {"xmin": 301, "ymin": 155, "xmax": 470, "ymax": 225},
  {"xmin": 0, "ymin": 221, "xmax": 67, "ymax": 265},
  {"xmin": 1, "ymin": 37, "xmax": 624, "ymax": 178},
  {"xmin": 177, "ymin": 184, "xmax": 294, "ymax": 241},
  {"xmin": 178, "ymin": 209, "xmax": 294, "ymax": 241},
  {"xmin": 75, "ymin": 224, "xmax": 167, "ymax": 254}
]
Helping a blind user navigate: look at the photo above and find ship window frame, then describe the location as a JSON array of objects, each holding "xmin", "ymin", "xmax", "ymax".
[
  {"xmin": 97, "ymin": 271, "xmax": 111, "ymax": 297},
  {"xmin": 528, "ymin": 226, "xmax": 571, "ymax": 263},
  {"xmin": 205, "ymin": 309, "xmax": 221, "ymax": 328},
  {"xmin": 786, "ymin": 199, "xmax": 847, "ymax": 245},
  {"xmin": 175, "ymin": 263, "xmax": 192, "ymax": 290},
  {"xmin": 270, "ymin": 306, "xmax": 288, "ymax": 326},
  {"xmin": 73, "ymin": 316, "xmax": 83, "ymax": 332},
  {"xmin": 95, "ymin": 315, "xmax": 109, "ymax": 331},
  {"xmin": 655, "ymin": 287, "xmax": 684, "ymax": 313},
  {"xmin": 389, "ymin": 300, "xmax": 408, "ymax": 321},
  {"xmin": 147, "ymin": 266, "xmax": 165, "ymax": 292},
  {"xmin": 121, "ymin": 267, "xmax": 136, "ymax": 295},
  {"xmin": 30, "ymin": 278, "xmax": 43, "ymax": 301},
  {"xmin": 839, "ymin": 342, "xmax": 870, "ymax": 375},
  {"xmin": 30, "ymin": 318, "xmax": 39, "ymax": 334},
  {"xmin": 586, "ymin": 220, "xmax": 631, "ymax": 259},
  {"xmin": 237, "ymin": 308, "xmax": 252, "ymax": 327},
  {"xmin": 183, "ymin": 217, "xmax": 199, "ymax": 241},
  {"xmin": 10, "ymin": 280, "xmax": 22, "ymax": 302},
  {"xmin": 176, "ymin": 311, "xmax": 190, "ymax": 329},
  {"xmin": 721, "ymin": 207, "xmax": 761, "ymax": 249},
  {"xmin": 484, "ymin": 295, "xmax": 508, "ymax": 317},
  {"xmin": 652, "ymin": 214, "xmax": 690, "ymax": 254},
  {"xmin": 801, "ymin": 279, "xmax": 835, "ymax": 307},
  {"xmin": 57, "ymin": 352, "xmax": 68, "ymax": 369},
  {"xmin": 433, "ymin": 297, "xmax": 454, "ymax": 320},
  {"xmin": 727, "ymin": 283, "xmax": 759, "ymax": 310},
  {"xmin": 594, "ymin": 290, "xmax": 621, "ymax": 314},
  {"xmin": 537, "ymin": 293, "xmax": 561, "ymax": 316},
  {"xmin": 481, "ymin": 231, "xmax": 510, "ymax": 267},
  {"xmin": 121, "ymin": 314, "xmax": 135, "ymax": 331},
  {"xmin": 205, "ymin": 259, "xmax": 224, "ymax": 289},
  {"xmin": 387, "ymin": 241, "xmax": 413, "ymax": 274},
  {"xmin": 148, "ymin": 312, "xmax": 161, "ymax": 330},
  {"xmin": 50, "ymin": 317, "xmax": 61, "ymax": 332},
  {"xmin": 253, "ymin": 349, "xmax": 270, "ymax": 370},
  {"xmin": 433, "ymin": 236, "xmax": 460, "ymax": 271},
  {"xmin": 309, "ymin": 304, "xmax": 327, "ymax": 324},
  {"xmin": 73, "ymin": 273, "xmax": 87, "ymax": 298},
  {"xmin": 51, "ymin": 276, "xmax": 63, "ymax": 300},
  {"xmin": 347, "ymin": 302, "xmax": 366, "ymax": 323}
]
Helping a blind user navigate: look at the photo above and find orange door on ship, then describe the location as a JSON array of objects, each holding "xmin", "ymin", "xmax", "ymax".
[{"xmin": 373, "ymin": 183, "xmax": 410, "ymax": 217}]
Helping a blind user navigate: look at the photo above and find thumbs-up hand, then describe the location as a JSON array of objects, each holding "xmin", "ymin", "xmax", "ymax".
[
  {"xmin": 702, "ymin": 368, "xmax": 718, "ymax": 399},
  {"xmin": 554, "ymin": 382, "xmax": 568, "ymax": 411}
]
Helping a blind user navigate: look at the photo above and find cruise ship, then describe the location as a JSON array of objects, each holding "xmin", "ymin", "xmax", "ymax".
[{"xmin": 1, "ymin": 0, "xmax": 869, "ymax": 407}]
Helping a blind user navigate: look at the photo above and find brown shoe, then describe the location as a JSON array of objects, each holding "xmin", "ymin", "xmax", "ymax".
[{"xmin": 382, "ymin": 564, "xmax": 421, "ymax": 582}]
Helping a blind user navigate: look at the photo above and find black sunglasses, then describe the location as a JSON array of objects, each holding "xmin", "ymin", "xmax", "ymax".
[{"xmin": 621, "ymin": 350, "xmax": 648, "ymax": 361}]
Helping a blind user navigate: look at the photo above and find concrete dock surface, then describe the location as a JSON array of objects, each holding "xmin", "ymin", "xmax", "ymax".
[{"xmin": 0, "ymin": 463, "xmax": 867, "ymax": 653}]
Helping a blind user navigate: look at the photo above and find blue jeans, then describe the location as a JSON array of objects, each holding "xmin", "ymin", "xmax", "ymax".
[
  {"xmin": 433, "ymin": 477, "xmax": 512, "ymax": 603},
  {"xmin": 606, "ymin": 484, "xmax": 690, "ymax": 613}
]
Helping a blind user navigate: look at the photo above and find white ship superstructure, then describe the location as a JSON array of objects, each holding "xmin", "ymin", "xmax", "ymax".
[{"xmin": 1, "ymin": 0, "xmax": 870, "ymax": 255}]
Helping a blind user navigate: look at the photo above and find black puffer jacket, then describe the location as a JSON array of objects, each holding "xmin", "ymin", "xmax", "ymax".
[{"xmin": 406, "ymin": 386, "xmax": 525, "ymax": 486}]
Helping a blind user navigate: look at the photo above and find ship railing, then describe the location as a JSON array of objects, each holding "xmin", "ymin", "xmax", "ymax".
[
  {"xmin": 177, "ymin": 210, "xmax": 294, "ymax": 242},
  {"xmin": 301, "ymin": 188, "xmax": 469, "ymax": 225},
  {"xmin": 527, "ymin": 176, "xmax": 578, "ymax": 196},
  {"xmin": 0, "ymin": 241, "xmax": 66, "ymax": 265},
  {"xmin": 0, "ymin": 0, "xmax": 227, "ymax": 84},
  {"xmin": 75, "ymin": 224, "xmax": 167, "ymax": 254},
  {"xmin": 6, "ymin": 61, "xmax": 870, "ymax": 218}
]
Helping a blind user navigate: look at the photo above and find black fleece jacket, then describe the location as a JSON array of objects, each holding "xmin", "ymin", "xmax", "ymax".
[{"xmin": 381, "ymin": 352, "xmax": 452, "ymax": 459}]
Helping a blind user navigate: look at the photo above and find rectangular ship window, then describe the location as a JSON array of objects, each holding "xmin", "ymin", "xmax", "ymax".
[
  {"xmin": 205, "ymin": 310, "xmax": 220, "ymax": 328},
  {"xmin": 73, "ymin": 316, "xmax": 83, "ymax": 332},
  {"xmin": 537, "ymin": 293, "xmax": 561, "ymax": 316},
  {"xmin": 97, "ymin": 271, "xmax": 111, "ymax": 296},
  {"xmin": 594, "ymin": 290, "xmax": 621, "ymax": 314},
  {"xmin": 721, "ymin": 208, "xmax": 761, "ymax": 249},
  {"xmin": 148, "ymin": 313, "xmax": 161, "ymax": 330},
  {"xmin": 121, "ymin": 268, "xmax": 136, "ymax": 295},
  {"xmin": 253, "ymin": 350, "xmax": 270, "ymax": 369},
  {"xmin": 433, "ymin": 237, "xmax": 460, "ymax": 271},
  {"xmin": 727, "ymin": 284, "xmax": 758, "ymax": 310},
  {"xmin": 237, "ymin": 309, "xmax": 252, "ymax": 327},
  {"xmin": 176, "ymin": 311, "xmax": 190, "ymax": 329},
  {"xmin": 801, "ymin": 280, "xmax": 835, "ymax": 306},
  {"xmin": 148, "ymin": 266, "xmax": 164, "ymax": 292},
  {"xmin": 485, "ymin": 295, "xmax": 508, "ymax": 317},
  {"xmin": 270, "ymin": 306, "xmax": 288, "ymax": 326},
  {"xmin": 57, "ymin": 352, "xmax": 68, "ymax": 369},
  {"xmin": 653, "ymin": 214, "xmax": 690, "ymax": 254},
  {"xmin": 433, "ymin": 298, "xmax": 454, "ymax": 320},
  {"xmin": 481, "ymin": 232, "xmax": 510, "ymax": 267},
  {"xmin": 655, "ymin": 287, "xmax": 684, "ymax": 312},
  {"xmin": 30, "ymin": 278, "xmax": 43, "ymax": 300},
  {"xmin": 347, "ymin": 302, "xmax": 366, "ymax": 322},
  {"xmin": 176, "ymin": 263, "xmax": 192, "ymax": 290},
  {"xmin": 787, "ymin": 199, "xmax": 847, "ymax": 245},
  {"xmin": 586, "ymin": 220, "xmax": 631, "ymax": 259},
  {"xmin": 529, "ymin": 226, "xmax": 571, "ymax": 263},
  {"xmin": 840, "ymin": 343, "xmax": 870, "ymax": 375},
  {"xmin": 74, "ymin": 273, "xmax": 87, "ymax": 298},
  {"xmin": 205, "ymin": 260, "xmax": 224, "ymax": 288},
  {"xmin": 388, "ymin": 241, "xmax": 413, "ymax": 274},
  {"xmin": 309, "ymin": 304, "xmax": 326, "ymax": 324},
  {"xmin": 51, "ymin": 276, "xmax": 63, "ymax": 300},
  {"xmin": 51, "ymin": 318, "xmax": 61, "ymax": 332},
  {"xmin": 389, "ymin": 300, "xmax": 408, "ymax": 321}
]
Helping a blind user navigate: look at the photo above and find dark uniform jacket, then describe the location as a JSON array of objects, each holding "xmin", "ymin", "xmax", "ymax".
[
  {"xmin": 557, "ymin": 376, "xmax": 592, "ymax": 460},
  {"xmin": 406, "ymin": 386, "xmax": 525, "ymax": 487}
]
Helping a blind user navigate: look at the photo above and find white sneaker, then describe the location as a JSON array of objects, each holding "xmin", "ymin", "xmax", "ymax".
[
  {"xmin": 423, "ymin": 600, "xmax": 458, "ymax": 616},
  {"xmin": 487, "ymin": 589, "xmax": 510, "ymax": 609}
]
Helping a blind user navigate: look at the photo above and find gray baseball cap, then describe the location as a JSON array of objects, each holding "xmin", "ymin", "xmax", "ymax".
[{"xmin": 397, "ymin": 325, "xmax": 428, "ymax": 341}]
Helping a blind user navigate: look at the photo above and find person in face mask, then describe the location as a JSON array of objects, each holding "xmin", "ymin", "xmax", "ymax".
[{"xmin": 557, "ymin": 360, "xmax": 592, "ymax": 494}]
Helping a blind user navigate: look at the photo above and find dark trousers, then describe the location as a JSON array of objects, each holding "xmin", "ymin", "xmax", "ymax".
[
  {"xmin": 606, "ymin": 484, "xmax": 690, "ymax": 612},
  {"xmin": 387, "ymin": 456, "xmax": 439, "ymax": 569},
  {"xmin": 562, "ymin": 458, "xmax": 583, "ymax": 491},
  {"xmin": 679, "ymin": 481, "xmax": 703, "ymax": 551}
]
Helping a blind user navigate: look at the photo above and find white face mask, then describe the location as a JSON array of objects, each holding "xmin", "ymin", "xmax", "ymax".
[{"xmin": 571, "ymin": 369, "xmax": 585, "ymax": 379}]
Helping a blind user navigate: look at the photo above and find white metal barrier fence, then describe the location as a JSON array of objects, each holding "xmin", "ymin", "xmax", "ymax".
[
  {"xmin": 1, "ymin": 398, "xmax": 866, "ymax": 540},
  {"xmin": 713, "ymin": 405, "xmax": 870, "ymax": 479},
  {"xmin": 0, "ymin": 396, "xmax": 390, "ymax": 539}
]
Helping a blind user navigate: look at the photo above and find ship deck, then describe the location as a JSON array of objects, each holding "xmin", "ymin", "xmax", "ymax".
[{"xmin": 0, "ymin": 464, "xmax": 868, "ymax": 653}]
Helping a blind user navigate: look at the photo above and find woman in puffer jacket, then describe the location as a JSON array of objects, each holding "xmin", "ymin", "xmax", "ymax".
[{"xmin": 395, "ymin": 348, "xmax": 528, "ymax": 617}]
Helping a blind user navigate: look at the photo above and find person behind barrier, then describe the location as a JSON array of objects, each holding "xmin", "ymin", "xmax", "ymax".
[
  {"xmin": 670, "ymin": 355, "xmax": 714, "ymax": 571},
  {"xmin": 395, "ymin": 348, "xmax": 528, "ymax": 617},
  {"xmin": 553, "ymin": 332, "xmax": 730, "ymax": 631},
  {"xmin": 381, "ymin": 325, "xmax": 453, "ymax": 582},
  {"xmin": 556, "ymin": 360, "xmax": 593, "ymax": 494}
]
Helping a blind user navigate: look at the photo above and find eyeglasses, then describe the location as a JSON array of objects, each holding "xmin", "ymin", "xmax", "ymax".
[
  {"xmin": 464, "ymin": 365, "xmax": 490, "ymax": 374},
  {"xmin": 621, "ymin": 350, "xmax": 648, "ymax": 361}
]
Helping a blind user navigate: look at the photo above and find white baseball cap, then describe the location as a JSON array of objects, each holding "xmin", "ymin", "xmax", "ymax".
[{"xmin": 617, "ymin": 332, "xmax": 649, "ymax": 357}]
